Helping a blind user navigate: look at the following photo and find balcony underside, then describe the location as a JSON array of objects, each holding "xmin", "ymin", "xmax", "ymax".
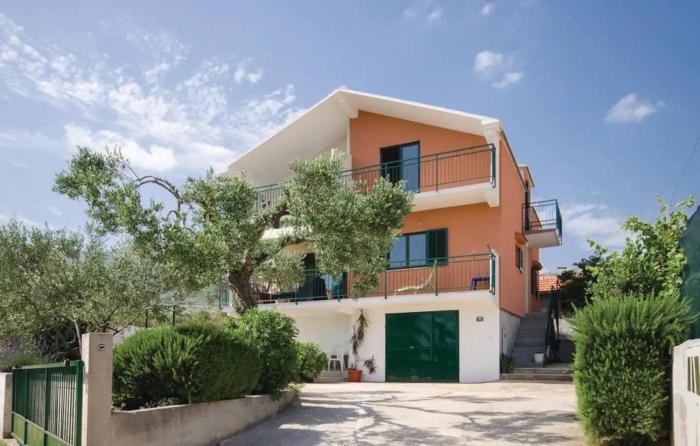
[
  {"xmin": 258, "ymin": 288, "xmax": 497, "ymax": 314},
  {"xmin": 525, "ymin": 228, "xmax": 561, "ymax": 248},
  {"xmin": 413, "ymin": 182, "xmax": 498, "ymax": 211}
]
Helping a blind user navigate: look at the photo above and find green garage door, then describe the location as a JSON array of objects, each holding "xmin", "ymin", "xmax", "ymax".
[{"xmin": 386, "ymin": 310, "xmax": 459, "ymax": 382}]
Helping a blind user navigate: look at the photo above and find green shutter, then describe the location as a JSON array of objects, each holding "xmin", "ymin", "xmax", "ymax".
[{"xmin": 428, "ymin": 229, "xmax": 448, "ymax": 265}]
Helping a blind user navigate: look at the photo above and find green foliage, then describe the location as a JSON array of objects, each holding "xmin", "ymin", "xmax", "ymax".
[
  {"xmin": 572, "ymin": 294, "xmax": 694, "ymax": 444},
  {"xmin": 113, "ymin": 324, "xmax": 261, "ymax": 409},
  {"xmin": 0, "ymin": 345, "xmax": 50, "ymax": 372},
  {"xmin": 233, "ymin": 309, "xmax": 298, "ymax": 396},
  {"xmin": 294, "ymin": 341, "xmax": 327, "ymax": 383},
  {"xmin": 350, "ymin": 310, "xmax": 369, "ymax": 368},
  {"xmin": 587, "ymin": 197, "xmax": 696, "ymax": 300},
  {"xmin": 557, "ymin": 254, "xmax": 602, "ymax": 310},
  {"xmin": 285, "ymin": 154, "xmax": 413, "ymax": 297},
  {"xmin": 0, "ymin": 221, "xmax": 165, "ymax": 359},
  {"xmin": 499, "ymin": 354, "xmax": 514, "ymax": 374},
  {"xmin": 54, "ymin": 148, "xmax": 413, "ymax": 310}
]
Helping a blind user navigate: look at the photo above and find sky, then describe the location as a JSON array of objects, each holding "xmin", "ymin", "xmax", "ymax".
[{"xmin": 0, "ymin": 1, "xmax": 699, "ymax": 271}]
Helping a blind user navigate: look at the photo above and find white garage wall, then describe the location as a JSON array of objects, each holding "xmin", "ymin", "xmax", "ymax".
[
  {"xmin": 292, "ymin": 313, "xmax": 353, "ymax": 358},
  {"xmin": 499, "ymin": 310, "xmax": 521, "ymax": 355},
  {"xmin": 354, "ymin": 299, "xmax": 500, "ymax": 383}
]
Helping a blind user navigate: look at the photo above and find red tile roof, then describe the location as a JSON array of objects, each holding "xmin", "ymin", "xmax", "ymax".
[{"xmin": 539, "ymin": 274, "xmax": 560, "ymax": 293}]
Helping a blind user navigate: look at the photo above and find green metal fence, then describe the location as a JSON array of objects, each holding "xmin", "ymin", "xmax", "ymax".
[{"xmin": 12, "ymin": 361, "xmax": 83, "ymax": 446}]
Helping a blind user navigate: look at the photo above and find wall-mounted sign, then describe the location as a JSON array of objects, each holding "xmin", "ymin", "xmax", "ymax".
[{"xmin": 476, "ymin": 316, "xmax": 484, "ymax": 322}]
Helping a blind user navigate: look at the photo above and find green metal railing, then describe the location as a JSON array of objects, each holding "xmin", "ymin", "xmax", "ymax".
[
  {"xmin": 544, "ymin": 291, "xmax": 560, "ymax": 364},
  {"xmin": 256, "ymin": 253, "xmax": 496, "ymax": 304},
  {"xmin": 12, "ymin": 361, "xmax": 83, "ymax": 446},
  {"xmin": 256, "ymin": 144, "xmax": 497, "ymax": 209},
  {"xmin": 523, "ymin": 199, "xmax": 562, "ymax": 242}
]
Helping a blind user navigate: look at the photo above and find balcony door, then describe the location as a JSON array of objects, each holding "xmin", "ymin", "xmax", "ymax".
[{"xmin": 381, "ymin": 142, "xmax": 420, "ymax": 192}]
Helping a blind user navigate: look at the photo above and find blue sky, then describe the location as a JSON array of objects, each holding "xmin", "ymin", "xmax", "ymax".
[{"xmin": 0, "ymin": 1, "xmax": 698, "ymax": 270}]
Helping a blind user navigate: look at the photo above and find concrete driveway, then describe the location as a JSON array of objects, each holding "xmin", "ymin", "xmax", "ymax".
[{"xmin": 222, "ymin": 381, "xmax": 585, "ymax": 446}]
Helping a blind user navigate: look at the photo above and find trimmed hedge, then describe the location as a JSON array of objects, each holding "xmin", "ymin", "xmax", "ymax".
[
  {"xmin": 233, "ymin": 309, "xmax": 298, "ymax": 396},
  {"xmin": 572, "ymin": 295, "xmax": 693, "ymax": 444},
  {"xmin": 294, "ymin": 341, "xmax": 327, "ymax": 383},
  {"xmin": 113, "ymin": 323, "xmax": 261, "ymax": 409}
]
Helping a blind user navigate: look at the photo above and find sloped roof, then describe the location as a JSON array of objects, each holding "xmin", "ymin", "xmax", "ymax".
[
  {"xmin": 539, "ymin": 274, "xmax": 560, "ymax": 293},
  {"xmin": 225, "ymin": 88, "xmax": 504, "ymax": 186}
]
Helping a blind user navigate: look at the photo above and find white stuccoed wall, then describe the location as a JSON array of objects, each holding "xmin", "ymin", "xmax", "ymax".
[
  {"xmin": 0, "ymin": 373, "xmax": 11, "ymax": 439},
  {"xmin": 292, "ymin": 312, "xmax": 353, "ymax": 359},
  {"xmin": 673, "ymin": 339, "xmax": 700, "ymax": 446},
  {"xmin": 499, "ymin": 310, "xmax": 521, "ymax": 355}
]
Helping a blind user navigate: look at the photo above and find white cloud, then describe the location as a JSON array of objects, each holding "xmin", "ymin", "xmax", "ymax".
[
  {"xmin": 492, "ymin": 71, "xmax": 524, "ymax": 88},
  {"xmin": 473, "ymin": 50, "xmax": 505, "ymax": 75},
  {"xmin": 481, "ymin": 3, "xmax": 496, "ymax": 16},
  {"xmin": 46, "ymin": 205, "xmax": 63, "ymax": 217},
  {"xmin": 605, "ymin": 94, "xmax": 661, "ymax": 123},
  {"xmin": 402, "ymin": 1, "xmax": 443, "ymax": 24},
  {"xmin": 427, "ymin": 7, "xmax": 443, "ymax": 23},
  {"xmin": 0, "ymin": 212, "xmax": 40, "ymax": 227},
  {"xmin": 9, "ymin": 160, "xmax": 31, "ymax": 169},
  {"xmin": 0, "ymin": 13, "xmax": 303, "ymax": 174},
  {"xmin": 561, "ymin": 202, "xmax": 628, "ymax": 249}
]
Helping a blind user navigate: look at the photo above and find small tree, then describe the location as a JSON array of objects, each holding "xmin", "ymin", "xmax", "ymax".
[
  {"xmin": 557, "ymin": 254, "xmax": 602, "ymax": 309},
  {"xmin": 587, "ymin": 196, "xmax": 696, "ymax": 300},
  {"xmin": 0, "ymin": 221, "xmax": 166, "ymax": 358},
  {"xmin": 54, "ymin": 148, "xmax": 413, "ymax": 311}
]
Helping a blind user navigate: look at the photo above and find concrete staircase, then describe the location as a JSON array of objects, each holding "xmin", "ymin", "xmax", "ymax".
[
  {"xmin": 500, "ymin": 366, "xmax": 572, "ymax": 382},
  {"xmin": 314, "ymin": 370, "xmax": 347, "ymax": 383},
  {"xmin": 511, "ymin": 311, "xmax": 547, "ymax": 368},
  {"xmin": 502, "ymin": 310, "xmax": 573, "ymax": 382}
]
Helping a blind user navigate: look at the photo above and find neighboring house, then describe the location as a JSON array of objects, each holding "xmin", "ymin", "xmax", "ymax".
[
  {"xmin": 681, "ymin": 206, "xmax": 700, "ymax": 339},
  {"xmin": 224, "ymin": 89, "xmax": 562, "ymax": 383}
]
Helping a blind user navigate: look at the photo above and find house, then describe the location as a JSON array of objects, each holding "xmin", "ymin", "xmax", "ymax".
[{"xmin": 224, "ymin": 89, "xmax": 562, "ymax": 382}]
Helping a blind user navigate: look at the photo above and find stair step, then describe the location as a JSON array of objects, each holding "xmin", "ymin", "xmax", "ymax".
[
  {"xmin": 314, "ymin": 370, "xmax": 348, "ymax": 383},
  {"xmin": 500, "ymin": 373, "xmax": 572, "ymax": 382},
  {"xmin": 513, "ymin": 367, "xmax": 572, "ymax": 375}
]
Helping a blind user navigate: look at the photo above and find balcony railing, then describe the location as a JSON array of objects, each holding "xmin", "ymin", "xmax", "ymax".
[
  {"xmin": 256, "ymin": 252, "xmax": 495, "ymax": 305},
  {"xmin": 256, "ymin": 144, "xmax": 496, "ymax": 210},
  {"xmin": 523, "ymin": 199, "xmax": 562, "ymax": 241}
]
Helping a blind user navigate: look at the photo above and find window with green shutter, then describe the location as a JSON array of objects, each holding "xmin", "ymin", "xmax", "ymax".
[{"xmin": 389, "ymin": 229, "xmax": 447, "ymax": 268}]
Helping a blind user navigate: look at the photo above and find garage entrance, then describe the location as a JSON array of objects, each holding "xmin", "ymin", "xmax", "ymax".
[{"xmin": 385, "ymin": 310, "xmax": 459, "ymax": 382}]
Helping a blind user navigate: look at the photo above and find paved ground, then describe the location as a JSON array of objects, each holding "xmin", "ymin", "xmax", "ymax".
[{"xmin": 222, "ymin": 381, "xmax": 585, "ymax": 446}]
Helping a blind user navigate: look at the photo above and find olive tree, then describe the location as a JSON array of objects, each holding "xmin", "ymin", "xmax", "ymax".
[
  {"xmin": 0, "ymin": 221, "xmax": 166, "ymax": 358},
  {"xmin": 54, "ymin": 148, "xmax": 413, "ymax": 311}
]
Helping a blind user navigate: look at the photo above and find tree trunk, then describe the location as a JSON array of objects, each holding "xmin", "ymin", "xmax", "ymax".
[{"xmin": 228, "ymin": 269, "xmax": 258, "ymax": 312}]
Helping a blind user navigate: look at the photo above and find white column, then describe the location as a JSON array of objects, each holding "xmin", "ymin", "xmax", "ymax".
[
  {"xmin": 0, "ymin": 372, "xmax": 11, "ymax": 439},
  {"xmin": 80, "ymin": 333, "xmax": 113, "ymax": 446}
]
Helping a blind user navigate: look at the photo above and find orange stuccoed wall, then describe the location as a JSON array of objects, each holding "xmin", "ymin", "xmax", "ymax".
[{"xmin": 349, "ymin": 111, "xmax": 536, "ymax": 318}]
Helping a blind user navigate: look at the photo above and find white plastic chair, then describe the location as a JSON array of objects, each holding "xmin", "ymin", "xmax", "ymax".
[{"xmin": 327, "ymin": 351, "xmax": 346, "ymax": 371}]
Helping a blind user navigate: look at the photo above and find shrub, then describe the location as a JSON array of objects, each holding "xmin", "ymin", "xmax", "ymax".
[
  {"xmin": 572, "ymin": 294, "xmax": 693, "ymax": 444},
  {"xmin": 0, "ymin": 346, "xmax": 49, "ymax": 372},
  {"xmin": 499, "ymin": 354, "xmax": 514, "ymax": 374},
  {"xmin": 113, "ymin": 323, "xmax": 261, "ymax": 409},
  {"xmin": 233, "ymin": 309, "xmax": 298, "ymax": 396},
  {"xmin": 294, "ymin": 341, "xmax": 327, "ymax": 382}
]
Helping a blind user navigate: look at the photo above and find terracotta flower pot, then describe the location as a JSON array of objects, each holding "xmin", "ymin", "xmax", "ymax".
[{"xmin": 348, "ymin": 369, "xmax": 363, "ymax": 382}]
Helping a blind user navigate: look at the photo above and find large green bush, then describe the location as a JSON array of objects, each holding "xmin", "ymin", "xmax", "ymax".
[
  {"xmin": 233, "ymin": 309, "xmax": 298, "ymax": 396},
  {"xmin": 113, "ymin": 324, "xmax": 261, "ymax": 409},
  {"xmin": 294, "ymin": 341, "xmax": 327, "ymax": 383},
  {"xmin": 572, "ymin": 295, "xmax": 693, "ymax": 444}
]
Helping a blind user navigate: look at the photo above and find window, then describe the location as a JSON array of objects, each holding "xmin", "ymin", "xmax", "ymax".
[
  {"xmin": 515, "ymin": 245, "xmax": 524, "ymax": 272},
  {"xmin": 381, "ymin": 142, "xmax": 420, "ymax": 192},
  {"xmin": 389, "ymin": 229, "xmax": 447, "ymax": 268}
]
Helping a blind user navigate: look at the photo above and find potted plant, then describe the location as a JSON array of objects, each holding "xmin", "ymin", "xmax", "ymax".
[{"xmin": 348, "ymin": 310, "xmax": 368, "ymax": 382}]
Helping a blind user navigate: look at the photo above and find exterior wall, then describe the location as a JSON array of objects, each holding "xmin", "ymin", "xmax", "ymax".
[
  {"xmin": 499, "ymin": 310, "xmax": 521, "ymax": 355},
  {"xmin": 352, "ymin": 298, "xmax": 500, "ymax": 383},
  {"xmin": 111, "ymin": 390, "xmax": 298, "ymax": 446},
  {"xmin": 0, "ymin": 373, "xmax": 11, "ymax": 439},
  {"xmin": 672, "ymin": 339, "xmax": 700, "ymax": 446},
  {"xmin": 527, "ymin": 247, "xmax": 541, "ymax": 313},
  {"xmin": 292, "ymin": 313, "xmax": 352, "ymax": 358},
  {"xmin": 347, "ymin": 111, "xmax": 529, "ymax": 317}
]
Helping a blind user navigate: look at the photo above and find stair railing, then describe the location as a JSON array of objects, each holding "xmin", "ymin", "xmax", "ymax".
[{"xmin": 544, "ymin": 290, "xmax": 560, "ymax": 363}]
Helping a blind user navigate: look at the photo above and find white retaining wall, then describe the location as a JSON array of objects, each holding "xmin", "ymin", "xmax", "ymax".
[
  {"xmin": 673, "ymin": 338, "xmax": 700, "ymax": 446},
  {"xmin": 499, "ymin": 310, "xmax": 521, "ymax": 355},
  {"xmin": 111, "ymin": 390, "xmax": 297, "ymax": 446}
]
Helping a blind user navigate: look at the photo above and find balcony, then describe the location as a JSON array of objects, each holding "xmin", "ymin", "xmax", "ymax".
[
  {"xmin": 256, "ymin": 253, "xmax": 496, "ymax": 305},
  {"xmin": 523, "ymin": 199, "xmax": 562, "ymax": 248},
  {"xmin": 255, "ymin": 144, "xmax": 497, "ymax": 211}
]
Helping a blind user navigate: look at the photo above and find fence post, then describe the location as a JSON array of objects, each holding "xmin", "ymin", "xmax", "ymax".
[
  {"xmin": 0, "ymin": 372, "xmax": 11, "ymax": 439},
  {"xmin": 81, "ymin": 332, "xmax": 113, "ymax": 446}
]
